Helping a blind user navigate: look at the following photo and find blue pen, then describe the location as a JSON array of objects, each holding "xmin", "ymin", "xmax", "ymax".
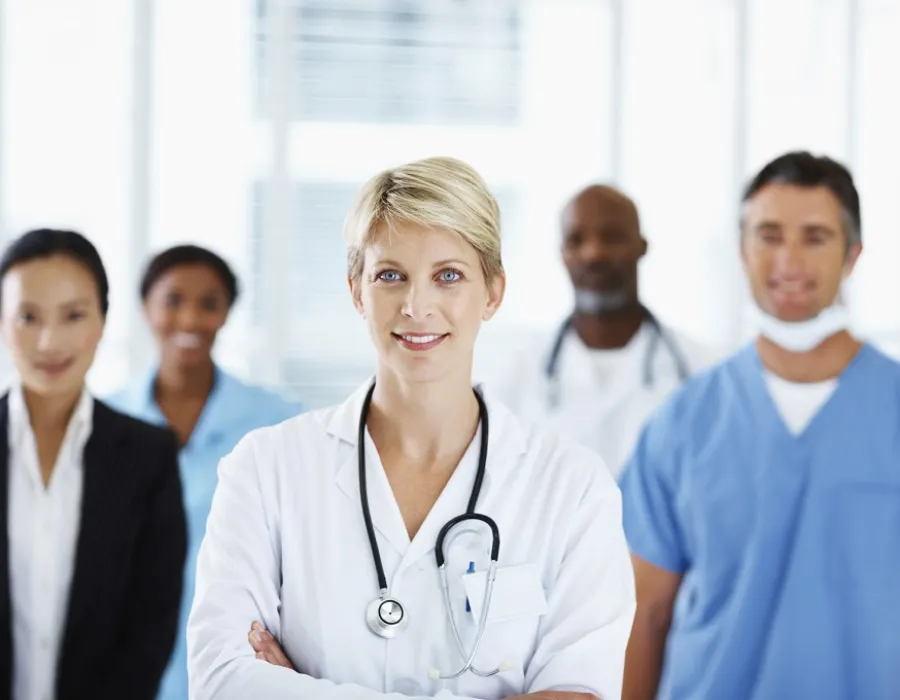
[{"xmin": 465, "ymin": 561, "xmax": 475, "ymax": 613}]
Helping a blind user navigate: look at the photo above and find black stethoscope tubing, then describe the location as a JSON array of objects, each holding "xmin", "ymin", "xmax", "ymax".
[
  {"xmin": 543, "ymin": 304, "xmax": 690, "ymax": 392},
  {"xmin": 357, "ymin": 382, "xmax": 494, "ymax": 596}
]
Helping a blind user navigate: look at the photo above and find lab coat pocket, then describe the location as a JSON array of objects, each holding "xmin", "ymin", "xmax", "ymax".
[{"xmin": 462, "ymin": 563, "xmax": 548, "ymax": 623}]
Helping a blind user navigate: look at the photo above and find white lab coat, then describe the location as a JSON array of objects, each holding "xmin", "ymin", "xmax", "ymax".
[
  {"xmin": 489, "ymin": 321, "xmax": 720, "ymax": 480},
  {"xmin": 187, "ymin": 381, "xmax": 635, "ymax": 700}
]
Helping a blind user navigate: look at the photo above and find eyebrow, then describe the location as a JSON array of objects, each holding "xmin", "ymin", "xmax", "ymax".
[
  {"xmin": 61, "ymin": 297, "xmax": 95, "ymax": 307},
  {"xmin": 754, "ymin": 221, "xmax": 837, "ymax": 235},
  {"xmin": 162, "ymin": 287, "xmax": 222, "ymax": 296},
  {"xmin": 432, "ymin": 258, "xmax": 471, "ymax": 268},
  {"xmin": 801, "ymin": 223, "xmax": 837, "ymax": 235},
  {"xmin": 17, "ymin": 297, "xmax": 92, "ymax": 306},
  {"xmin": 372, "ymin": 258, "xmax": 472, "ymax": 268}
]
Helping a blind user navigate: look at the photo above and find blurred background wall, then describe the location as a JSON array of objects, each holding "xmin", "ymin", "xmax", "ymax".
[{"xmin": 1, "ymin": 0, "xmax": 898, "ymax": 408}]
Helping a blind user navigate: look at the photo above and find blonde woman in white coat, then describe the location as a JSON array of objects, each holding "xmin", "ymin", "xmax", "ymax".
[{"xmin": 187, "ymin": 157, "xmax": 636, "ymax": 700}]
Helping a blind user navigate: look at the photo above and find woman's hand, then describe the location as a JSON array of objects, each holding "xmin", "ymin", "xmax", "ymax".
[{"xmin": 248, "ymin": 621, "xmax": 295, "ymax": 670}]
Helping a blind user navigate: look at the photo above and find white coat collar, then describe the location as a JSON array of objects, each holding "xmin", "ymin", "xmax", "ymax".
[
  {"xmin": 324, "ymin": 378, "xmax": 528, "ymax": 456},
  {"xmin": 326, "ymin": 378, "xmax": 528, "ymax": 564}
]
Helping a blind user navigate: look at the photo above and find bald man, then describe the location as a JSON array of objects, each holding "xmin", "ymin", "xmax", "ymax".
[{"xmin": 492, "ymin": 185, "xmax": 718, "ymax": 478}]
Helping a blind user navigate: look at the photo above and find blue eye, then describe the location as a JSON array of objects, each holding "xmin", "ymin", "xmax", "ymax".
[
  {"xmin": 377, "ymin": 270, "xmax": 402, "ymax": 282},
  {"xmin": 438, "ymin": 269, "xmax": 461, "ymax": 283}
]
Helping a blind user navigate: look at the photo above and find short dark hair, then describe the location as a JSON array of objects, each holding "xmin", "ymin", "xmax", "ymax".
[
  {"xmin": 139, "ymin": 244, "xmax": 239, "ymax": 306},
  {"xmin": 742, "ymin": 151, "xmax": 861, "ymax": 249},
  {"xmin": 0, "ymin": 228, "xmax": 110, "ymax": 315}
]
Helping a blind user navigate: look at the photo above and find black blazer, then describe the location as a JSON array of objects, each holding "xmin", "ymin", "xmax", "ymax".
[{"xmin": 0, "ymin": 395, "xmax": 188, "ymax": 700}]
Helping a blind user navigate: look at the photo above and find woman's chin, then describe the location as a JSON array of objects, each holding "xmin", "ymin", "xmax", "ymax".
[{"xmin": 165, "ymin": 347, "xmax": 212, "ymax": 370}]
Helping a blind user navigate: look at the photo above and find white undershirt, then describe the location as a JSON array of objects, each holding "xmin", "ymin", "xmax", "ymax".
[
  {"xmin": 763, "ymin": 371, "xmax": 838, "ymax": 435},
  {"xmin": 8, "ymin": 383, "xmax": 93, "ymax": 700},
  {"xmin": 586, "ymin": 323, "xmax": 650, "ymax": 382}
]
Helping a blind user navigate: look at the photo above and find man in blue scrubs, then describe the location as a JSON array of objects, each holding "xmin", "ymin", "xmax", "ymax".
[{"xmin": 620, "ymin": 151, "xmax": 900, "ymax": 700}]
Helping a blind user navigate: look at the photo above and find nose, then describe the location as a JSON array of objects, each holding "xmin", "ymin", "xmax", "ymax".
[
  {"xmin": 401, "ymin": 281, "xmax": 436, "ymax": 320},
  {"xmin": 175, "ymin": 303, "xmax": 204, "ymax": 330},
  {"xmin": 36, "ymin": 325, "xmax": 63, "ymax": 352},
  {"xmin": 578, "ymin": 237, "xmax": 614, "ymax": 263},
  {"xmin": 774, "ymin": 239, "xmax": 808, "ymax": 275}
]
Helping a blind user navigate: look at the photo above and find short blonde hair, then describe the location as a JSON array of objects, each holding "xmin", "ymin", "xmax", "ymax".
[{"xmin": 342, "ymin": 156, "xmax": 504, "ymax": 282}]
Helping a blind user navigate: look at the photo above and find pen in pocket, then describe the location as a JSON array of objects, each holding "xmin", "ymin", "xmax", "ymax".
[{"xmin": 465, "ymin": 561, "xmax": 475, "ymax": 613}]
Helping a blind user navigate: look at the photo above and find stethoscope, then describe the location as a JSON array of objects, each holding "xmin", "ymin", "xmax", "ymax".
[
  {"xmin": 358, "ymin": 382, "xmax": 507, "ymax": 680},
  {"xmin": 544, "ymin": 305, "xmax": 691, "ymax": 410}
]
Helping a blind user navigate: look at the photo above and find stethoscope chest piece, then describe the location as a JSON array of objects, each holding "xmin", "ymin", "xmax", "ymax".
[{"xmin": 366, "ymin": 593, "xmax": 409, "ymax": 639}]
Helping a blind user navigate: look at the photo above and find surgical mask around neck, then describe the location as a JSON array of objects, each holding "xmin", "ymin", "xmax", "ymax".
[
  {"xmin": 750, "ymin": 304, "xmax": 850, "ymax": 353},
  {"xmin": 574, "ymin": 288, "xmax": 629, "ymax": 315}
]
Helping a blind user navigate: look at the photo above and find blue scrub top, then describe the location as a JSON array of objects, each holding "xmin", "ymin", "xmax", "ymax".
[
  {"xmin": 619, "ymin": 342, "xmax": 900, "ymax": 700},
  {"xmin": 105, "ymin": 367, "xmax": 301, "ymax": 700}
]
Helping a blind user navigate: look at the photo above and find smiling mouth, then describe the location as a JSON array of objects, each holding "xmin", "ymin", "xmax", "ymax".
[
  {"xmin": 770, "ymin": 280, "xmax": 814, "ymax": 295},
  {"xmin": 35, "ymin": 358, "xmax": 75, "ymax": 376},
  {"xmin": 391, "ymin": 332, "xmax": 449, "ymax": 351},
  {"xmin": 172, "ymin": 332, "xmax": 204, "ymax": 349}
]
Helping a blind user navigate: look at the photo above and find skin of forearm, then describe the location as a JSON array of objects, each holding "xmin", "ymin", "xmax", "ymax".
[{"xmin": 621, "ymin": 614, "xmax": 672, "ymax": 700}]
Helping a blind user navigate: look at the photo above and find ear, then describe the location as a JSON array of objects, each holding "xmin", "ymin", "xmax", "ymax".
[
  {"xmin": 638, "ymin": 234, "xmax": 649, "ymax": 259},
  {"xmin": 844, "ymin": 242, "xmax": 863, "ymax": 276},
  {"xmin": 348, "ymin": 275, "xmax": 365, "ymax": 317},
  {"xmin": 738, "ymin": 230, "xmax": 751, "ymax": 270},
  {"xmin": 482, "ymin": 272, "xmax": 506, "ymax": 322}
]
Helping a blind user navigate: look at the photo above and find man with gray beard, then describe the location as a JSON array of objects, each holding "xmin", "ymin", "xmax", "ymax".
[{"xmin": 492, "ymin": 185, "xmax": 717, "ymax": 478}]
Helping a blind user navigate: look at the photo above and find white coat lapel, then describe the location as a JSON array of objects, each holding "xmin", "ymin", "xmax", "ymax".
[
  {"xmin": 328, "ymin": 383, "xmax": 528, "ymax": 571},
  {"xmin": 333, "ymin": 439, "xmax": 411, "ymax": 558},
  {"xmin": 329, "ymin": 382, "xmax": 410, "ymax": 558},
  {"xmin": 399, "ymin": 429, "xmax": 483, "ymax": 569},
  {"xmin": 402, "ymin": 391, "xmax": 527, "ymax": 569}
]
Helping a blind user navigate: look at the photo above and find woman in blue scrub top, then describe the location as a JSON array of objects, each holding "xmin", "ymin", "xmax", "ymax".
[{"xmin": 106, "ymin": 244, "xmax": 300, "ymax": 700}]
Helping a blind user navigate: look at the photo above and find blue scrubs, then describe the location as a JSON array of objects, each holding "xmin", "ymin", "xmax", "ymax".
[
  {"xmin": 105, "ymin": 367, "xmax": 301, "ymax": 700},
  {"xmin": 619, "ymin": 342, "xmax": 900, "ymax": 700}
]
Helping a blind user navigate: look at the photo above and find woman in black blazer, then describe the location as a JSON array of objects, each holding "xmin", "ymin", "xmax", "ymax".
[{"xmin": 0, "ymin": 229, "xmax": 187, "ymax": 700}]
